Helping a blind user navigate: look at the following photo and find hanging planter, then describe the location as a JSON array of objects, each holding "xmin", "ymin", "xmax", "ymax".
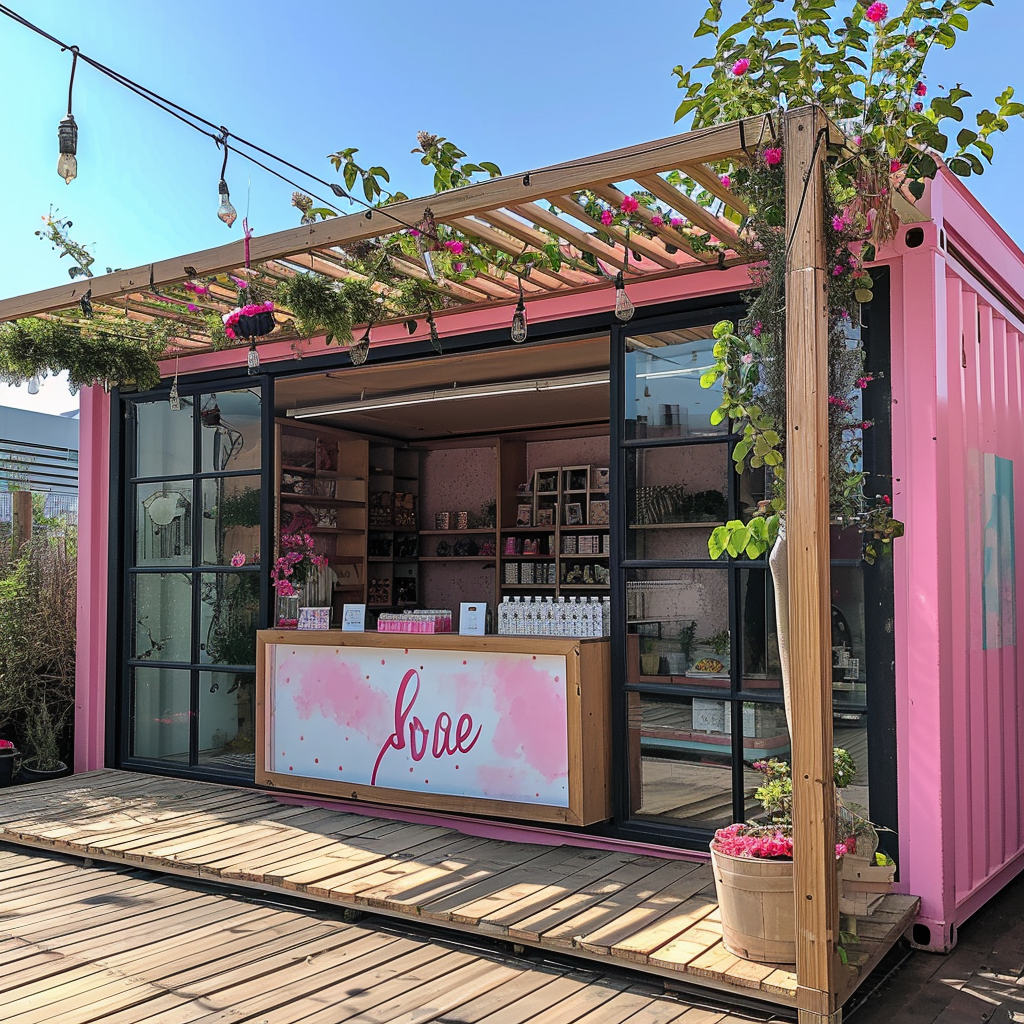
[{"xmin": 223, "ymin": 301, "xmax": 275, "ymax": 342}]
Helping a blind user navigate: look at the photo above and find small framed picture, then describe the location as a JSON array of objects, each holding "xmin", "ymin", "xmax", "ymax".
[
  {"xmin": 342, "ymin": 604, "xmax": 366, "ymax": 632},
  {"xmin": 298, "ymin": 607, "xmax": 331, "ymax": 630},
  {"xmin": 589, "ymin": 500, "xmax": 610, "ymax": 525},
  {"xmin": 564, "ymin": 502, "xmax": 583, "ymax": 526},
  {"xmin": 516, "ymin": 504, "xmax": 533, "ymax": 527},
  {"xmin": 592, "ymin": 467, "xmax": 610, "ymax": 491},
  {"xmin": 535, "ymin": 469, "xmax": 559, "ymax": 494},
  {"xmin": 536, "ymin": 507, "xmax": 554, "ymax": 526},
  {"xmin": 459, "ymin": 603, "xmax": 488, "ymax": 636}
]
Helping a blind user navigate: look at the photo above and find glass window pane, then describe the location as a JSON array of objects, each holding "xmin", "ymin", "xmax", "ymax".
[
  {"xmin": 130, "ymin": 666, "xmax": 190, "ymax": 762},
  {"xmin": 625, "ymin": 330, "xmax": 726, "ymax": 439},
  {"xmin": 200, "ymin": 389, "xmax": 262, "ymax": 473},
  {"xmin": 199, "ymin": 671, "xmax": 255, "ymax": 771},
  {"xmin": 132, "ymin": 573, "xmax": 192, "ymax": 663},
  {"xmin": 831, "ymin": 562, "xmax": 867, "ymax": 713},
  {"xmin": 202, "ymin": 475, "xmax": 262, "ymax": 566},
  {"xmin": 627, "ymin": 693, "xmax": 737, "ymax": 828},
  {"xmin": 199, "ymin": 572, "xmax": 259, "ymax": 667},
  {"xmin": 626, "ymin": 567, "xmax": 730, "ymax": 686},
  {"xmin": 135, "ymin": 482, "xmax": 193, "ymax": 567},
  {"xmin": 136, "ymin": 401, "xmax": 193, "ymax": 478},
  {"xmin": 740, "ymin": 568, "xmax": 783, "ymax": 699}
]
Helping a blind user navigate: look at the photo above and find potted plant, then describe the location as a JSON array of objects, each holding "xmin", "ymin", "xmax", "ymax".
[
  {"xmin": 19, "ymin": 704, "xmax": 70, "ymax": 781},
  {"xmin": 272, "ymin": 532, "xmax": 330, "ymax": 627},
  {"xmin": 710, "ymin": 749, "xmax": 862, "ymax": 964},
  {"xmin": 0, "ymin": 738, "xmax": 21, "ymax": 786}
]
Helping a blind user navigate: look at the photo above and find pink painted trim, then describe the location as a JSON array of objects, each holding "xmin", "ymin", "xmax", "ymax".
[
  {"xmin": 271, "ymin": 791, "xmax": 703, "ymax": 862},
  {"xmin": 159, "ymin": 265, "xmax": 753, "ymax": 378},
  {"xmin": 74, "ymin": 386, "xmax": 111, "ymax": 772}
]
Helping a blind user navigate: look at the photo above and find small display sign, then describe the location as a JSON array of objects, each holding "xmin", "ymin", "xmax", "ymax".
[
  {"xmin": 342, "ymin": 604, "xmax": 366, "ymax": 632},
  {"xmin": 459, "ymin": 603, "xmax": 488, "ymax": 635}
]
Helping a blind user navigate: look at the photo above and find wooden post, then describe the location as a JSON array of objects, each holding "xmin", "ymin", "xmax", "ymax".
[
  {"xmin": 11, "ymin": 490, "xmax": 32, "ymax": 556},
  {"xmin": 783, "ymin": 105, "xmax": 841, "ymax": 1024}
]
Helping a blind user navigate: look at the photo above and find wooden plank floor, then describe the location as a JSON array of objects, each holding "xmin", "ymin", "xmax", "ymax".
[
  {"xmin": 0, "ymin": 770, "xmax": 919, "ymax": 1013},
  {"xmin": 0, "ymin": 846, "xmax": 764, "ymax": 1024}
]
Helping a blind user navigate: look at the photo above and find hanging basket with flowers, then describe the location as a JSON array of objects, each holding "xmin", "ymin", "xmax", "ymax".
[{"xmin": 223, "ymin": 300, "xmax": 275, "ymax": 342}]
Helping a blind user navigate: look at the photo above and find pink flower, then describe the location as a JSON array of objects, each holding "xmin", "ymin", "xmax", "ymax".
[
  {"xmin": 444, "ymin": 239, "xmax": 464, "ymax": 255},
  {"xmin": 883, "ymin": 494, "xmax": 892, "ymax": 505},
  {"xmin": 906, "ymin": 34, "xmax": 916, "ymax": 48},
  {"xmin": 650, "ymin": 215, "xmax": 664, "ymax": 227},
  {"xmin": 453, "ymin": 262, "xmax": 465, "ymax": 273},
  {"xmin": 763, "ymin": 146, "xmax": 782, "ymax": 167},
  {"xmin": 600, "ymin": 209, "xmax": 614, "ymax": 226},
  {"xmin": 187, "ymin": 303, "xmax": 198, "ymax": 313},
  {"xmin": 732, "ymin": 58, "xmax": 750, "ymax": 76},
  {"xmin": 890, "ymin": 159, "xmax": 902, "ymax": 173},
  {"xmin": 856, "ymin": 375, "xmax": 874, "ymax": 389},
  {"xmin": 275, "ymin": 579, "xmax": 297, "ymax": 597},
  {"xmin": 741, "ymin": 352, "xmax": 754, "ymax": 364},
  {"xmin": 914, "ymin": 81, "xmax": 927, "ymax": 97},
  {"xmin": 752, "ymin": 322, "xmax": 762, "ymax": 338},
  {"xmin": 833, "ymin": 265, "xmax": 844, "ymax": 276},
  {"xmin": 670, "ymin": 216, "xmax": 683, "ymax": 227},
  {"xmin": 409, "ymin": 228, "xmax": 420, "ymax": 237},
  {"xmin": 865, "ymin": 2, "xmax": 888, "ymax": 24},
  {"xmin": 719, "ymin": 173, "xmax": 731, "ymax": 189},
  {"xmin": 832, "ymin": 214, "xmax": 846, "ymax": 232},
  {"xmin": 230, "ymin": 551, "xmax": 246, "ymax": 567},
  {"xmin": 620, "ymin": 195, "xmax": 640, "ymax": 214},
  {"xmin": 913, "ymin": 102, "xmax": 924, "ymax": 112},
  {"xmin": 0, "ymin": 739, "xmax": 14, "ymax": 750}
]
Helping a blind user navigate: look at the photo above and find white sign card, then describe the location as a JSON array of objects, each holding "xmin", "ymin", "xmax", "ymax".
[
  {"xmin": 459, "ymin": 603, "xmax": 487, "ymax": 635},
  {"xmin": 341, "ymin": 604, "xmax": 366, "ymax": 632}
]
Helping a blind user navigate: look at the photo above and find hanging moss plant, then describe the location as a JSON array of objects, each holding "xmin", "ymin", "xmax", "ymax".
[
  {"xmin": 0, "ymin": 316, "xmax": 172, "ymax": 392},
  {"xmin": 277, "ymin": 273, "xmax": 381, "ymax": 346}
]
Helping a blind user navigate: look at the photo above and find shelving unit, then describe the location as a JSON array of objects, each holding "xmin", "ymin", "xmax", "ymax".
[
  {"xmin": 367, "ymin": 445, "xmax": 421, "ymax": 609},
  {"xmin": 275, "ymin": 419, "xmax": 369, "ymax": 615}
]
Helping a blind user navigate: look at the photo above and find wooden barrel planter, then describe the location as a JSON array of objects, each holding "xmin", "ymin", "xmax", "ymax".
[{"xmin": 710, "ymin": 843, "xmax": 797, "ymax": 964}]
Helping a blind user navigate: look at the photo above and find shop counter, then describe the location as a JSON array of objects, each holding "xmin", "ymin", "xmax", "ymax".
[{"xmin": 256, "ymin": 630, "xmax": 612, "ymax": 825}]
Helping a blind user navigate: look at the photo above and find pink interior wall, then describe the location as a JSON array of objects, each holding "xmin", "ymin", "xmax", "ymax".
[
  {"xmin": 75, "ymin": 385, "xmax": 111, "ymax": 771},
  {"xmin": 888, "ymin": 170, "xmax": 1024, "ymax": 950}
]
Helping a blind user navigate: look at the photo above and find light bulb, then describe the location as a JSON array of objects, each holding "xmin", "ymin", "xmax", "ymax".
[
  {"xmin": 247, "ymin": 343, "xmax": 260, "ymax": 375},
  {"xmin": 614, "ymin": 271, "xmax": 635, "ymax": 322},
  {"xmin": 169, "ymin": 377, "xmax": 181, "ymax": 411},
  {"xmin": 26, "ymin": 376, "xmax": 40, "ymax": 395},
  {"xmin": 217, "ymin": 179, "xmax": 237, "ymax": 227},
  {"xmin": 511, "ymin": 297, "xmax": 528, "ymax": 343},
  {"xmin": 421, "ymin": 250, "xmax": 437, "ymax": 282},
  {"xmin": 57, "ymin": 113, "xmax": 78, "ymax": 183},
  {"xmin": 351, "ymin": 327, "xmax": 371, "ymax": 366}
]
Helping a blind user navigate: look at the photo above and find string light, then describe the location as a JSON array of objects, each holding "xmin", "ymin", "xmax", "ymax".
[
  {"xmin": 216, "ymin": 130, "xmax": 237, "ymax": 227},
  {"xmin": 511, "ymin": 279, "xmax": 528, "ymax": 343},
  {"xmin": 614, "ymin": 270, "xmax": 635, "ymax": 321},
  {"xmin": 56, "ymin": 46, "xmax": 79, "ymax": 183},
  {"xmin": 168, "ymin": 356, "xmax": 181, "ymax": 410},
  {"xmin": 26, "ymin": 376, "xmax": 40, "ymax": 395},
  {"xmin": 350, "ymin": 324, "xmax": 371, "ymax": 366}
]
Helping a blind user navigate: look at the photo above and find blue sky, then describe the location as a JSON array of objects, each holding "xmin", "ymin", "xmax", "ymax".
[{"xmin": 1, "ymin": 0, "xmax": 1023, "ymax": 412}]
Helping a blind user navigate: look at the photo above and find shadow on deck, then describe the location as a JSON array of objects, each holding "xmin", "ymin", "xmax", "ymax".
[{"xmin": 0, "ymin": 769, "xmax": 918, "ymax": 1014}]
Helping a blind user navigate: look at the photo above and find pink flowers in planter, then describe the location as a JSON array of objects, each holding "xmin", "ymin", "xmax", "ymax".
[
  {"xmin": 713, "ymin": 824, "xmax": 849, "ymax": 860},
  {"xmin": 223, "ymin": 300, "xmax": 275, "ymax": 341},
  {"xmin": 272, "ymin": 532, "xmax": 329, "ymax": 598},
  {"xmin": 732, "ymin": 58, "xmax": 750, "ymax": 76},
  {"xmin": 865, "ymin": 2, "xmax": 888, "ymax": 24},
  {"xmin": 0, "ymin": 739, "xmax": 15, "ymax": 751}
]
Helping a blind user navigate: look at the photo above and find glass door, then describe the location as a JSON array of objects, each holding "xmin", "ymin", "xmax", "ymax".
[{"xmin": 123, "ymin": 385, "xmax": 268, "ymax": 777}]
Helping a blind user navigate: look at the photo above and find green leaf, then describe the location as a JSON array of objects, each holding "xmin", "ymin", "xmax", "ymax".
[
  {"xmin": 708, "ymin": 526, "xmax": 730, "ymax": 560},
  {"xmin": 700, "ymin": 371, "xmax": 721, "ymax": 389},
  {"xmin": 956, "ymin": 128, "xmax": 978, "ymax": 148},
  {"xmin": 713, "ymin": 320, "xmax": 735, "ymax": 339},
  {"xmin": 908, "ymin": 179, "xmax": 926, "ymax": 200},
  {"xmin": 709, "ymin": 407, "xmax": 726, "ymax": 426},
  {"xmin": 726, "ymin": 525, "xmax": 751, "ymax": 558}
]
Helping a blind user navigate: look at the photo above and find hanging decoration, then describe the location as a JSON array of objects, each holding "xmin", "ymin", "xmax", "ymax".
[
  {"xmin": 57, "ymin": 46, "xmax": 79, "ymax": 184},
  {"xmin": 510, "ymin": 279, "xmax": 528, "ymax": 343},
  {"xmin": 425, "ymin": 308, "xmax": 442, "ymax": 354},
  {"xmin": 216, "ymin": 130, "xmax": 237, "ymax": 227},
  {"xmin": 246, "ymin": 342, "xmax": 260, "ymax": 375},
  {"xmin": 26, "ymin": 376, "xmax": 40, "ymax": 395},
  {"xmin": 350, "ymin": 324, "xmax": 371, "ymax": 366},
  {"xmin": 168, "ymin": 356, "xmax": 181, "ymax": 411},
  {"xmin": 614, "ymin": 271, "xmax": 635, "ymax": 321},
  {"xmin": 223, "ymin": 300, "xmax": 275, "ymax": 342}
]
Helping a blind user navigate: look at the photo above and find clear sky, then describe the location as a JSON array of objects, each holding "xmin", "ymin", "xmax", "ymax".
[{"xmin": 2, "ymin": 0, "xmax": 1023, "ymax": 414}]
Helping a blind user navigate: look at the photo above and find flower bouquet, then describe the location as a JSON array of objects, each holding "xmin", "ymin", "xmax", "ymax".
[
  {"xmin": 272, "ymin": 532, "xmax": 329, "ymax": 628},
  {"xmin": 223, "ymin": 300, "xmax": 275, "ymax": 341}
]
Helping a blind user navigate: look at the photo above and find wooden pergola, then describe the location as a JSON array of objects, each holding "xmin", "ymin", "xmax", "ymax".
[{"xmin": 0, "ymin": 107, "xmax": 865, "ymax": 1023}]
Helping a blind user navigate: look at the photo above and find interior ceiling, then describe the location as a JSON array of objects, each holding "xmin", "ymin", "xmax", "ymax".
[{"xmin": 274, "ymin": 335, "xmax": 611, "ymax": 440}]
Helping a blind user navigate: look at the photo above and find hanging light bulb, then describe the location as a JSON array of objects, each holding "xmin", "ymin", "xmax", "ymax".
[
  {"xmin": 217, "ymin": 179, "xmax": 237, "ymax": 227},
  {"xmin": 614, "ymin": 271, "xmax": 635, "ymax": 322},
  {"xmin": 57, "ymin": 49, "xmax": 79, "ymax": 184},
  {"xmin": 426, "ymin": 310, "xmax": 442, "ymax": 354},
  {"xmin": 247, "ymin": 342, "xmax": 260, "ymax": 375},
  {"xmin": 57, "ymin": 114, "xmax": 78, "ymax": 184},
  {"xmin": 26, "ymin": 376, "xmax": 40, "ymax": 395},
  {"xmin": 169, "ymin": 357, "xmax": 181, "ymax": 411},
  {"xmin": 511, "ymin": 283, "xmax": 528, "ymax": 343},
  {"xmin": 350, "ymin": 325, "xmax": 371, "ymax": 366}
]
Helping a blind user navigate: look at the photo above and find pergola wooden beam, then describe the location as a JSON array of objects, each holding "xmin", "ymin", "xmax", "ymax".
[
  {"xmin": 470, "ymin": 211, "xmax": 601, "ymax": 284},
  {"xmin": 784, "ymin": 104, "xmax": 839, "ymax": 1024},
  {"xmin": 680, "ymin": 162, "xmax": 751, "ymax": 217},
  {"xmin": 634, "ymin": 174, "xmax": 741, "ymax": 245},
  {"xmin": 0, "ymin": 115, "xmax": 772, "ymax": 322}
]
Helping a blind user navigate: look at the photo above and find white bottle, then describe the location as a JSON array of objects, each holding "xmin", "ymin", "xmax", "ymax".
[
  {"xmin": 524, "ymin": 596, "xmax": 536, "ymax": 635},
  {"xmin": 602, "ymin": 596, "xmax": 611, "ymax": 637}
]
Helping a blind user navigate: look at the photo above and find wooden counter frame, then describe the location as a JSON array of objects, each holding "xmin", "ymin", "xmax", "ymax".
[{"xmin": 256, "ymin": 630, "xmax": 612, "ymax": 826}]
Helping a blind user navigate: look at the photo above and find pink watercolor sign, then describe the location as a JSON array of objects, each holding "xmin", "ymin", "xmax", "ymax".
[{"xmin": 268, "ymin": 644, "xmax": 569, "ymax": 806}]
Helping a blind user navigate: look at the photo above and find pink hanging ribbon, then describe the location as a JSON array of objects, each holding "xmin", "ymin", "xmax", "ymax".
[{"xmin": 242, "ymin": 217, "xmax": 253, "ymax": 270}]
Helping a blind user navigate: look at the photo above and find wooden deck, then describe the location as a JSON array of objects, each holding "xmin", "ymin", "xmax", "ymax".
[
  {"xmin": 0, "ymin": 770, "xmax": 919, "ymax": 1014},
  {"xmin": 0, "ymin": 846, "xmax": 761, "ymax": 1024}
]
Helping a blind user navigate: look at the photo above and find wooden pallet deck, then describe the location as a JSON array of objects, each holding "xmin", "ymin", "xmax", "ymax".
[
  {"xmin": 0, "ymin": 770, "xmax": 919, "ymax": 1014},
  {"xmin": 0, "ymin": 846, "xmax": 762, "ymax": 1024}
]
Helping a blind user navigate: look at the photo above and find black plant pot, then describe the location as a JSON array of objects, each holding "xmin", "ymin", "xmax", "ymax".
[
  {"xmin": 0, "ymin": 751, "xmax": 21, "ymax": 786},
  {"xmin": 235, "ymin": 311, "xmax": 275, "ymax": 340},
  {"xmin": 19, "ymin": 757, "xmax": 70, "ymax": 783}
]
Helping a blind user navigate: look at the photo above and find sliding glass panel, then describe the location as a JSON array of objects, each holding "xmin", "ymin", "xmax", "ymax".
[
  {"xmin": 739, "ymin": 568, "xmax": 783, "ymax": 699},
  {"xmin": 198, "ymin": 671, "xmax": 255, "ymax": 769},
  {"xmin": 136, "ymin": 402, "xmax": 193, "ymax": 478},
  {"xmin": 201, "ymin": 475, "xmax": 262, "ymax": 566},
  {"xmin": 135, "ymin": 482, "xmax": 194, "ymax": 567},
  {"xmin": 200, "ymin": 389, "xmax": 263, "ymax": 473},
  {"xmin": 131, "ymin": 572, "xmax": 192, "ymax": 663},
  {"xmin": 625, "ymin": 567, "xmax": 730, "ymax": 685},
  {"xmin": 130, "ymin": 666, "xmax": 191, "ymax": 762},
  {"xmin": 199, "ymin": 572, "xmax": 260, "ymax": 667},
  {"xmin": 625, "ymin": 331, "xmax": 725, "ymax": 439}
]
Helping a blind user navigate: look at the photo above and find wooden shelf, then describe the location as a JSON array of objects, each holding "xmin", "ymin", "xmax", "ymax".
[
  {"xmin": 502, "ymin": 526, "xmax": 557, "ymax": 534},
  {"xmin": 279, "ymin": 494, "xmax": 365, "ymax": 506},
  {"xmin": 419, "ymin": 556, "xmax": 496, "ymax": 563},
  {"xmin": 629, "ymin": 521, "xmax": 723, "ymax": 529},
  {"xmin": 500, "ymin": 583, "xmax": 557, "ymax": 589},
  {"xmin": 560, "ymin": 583, "xmax": 611, "ymax": 590},
  {"xmin": 560, "ymin": 524, "xmax": 611, "ymax": 532},
  {"xmin": 419, "ymin": 529, "xmax": 496, "ymax": 536}
]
